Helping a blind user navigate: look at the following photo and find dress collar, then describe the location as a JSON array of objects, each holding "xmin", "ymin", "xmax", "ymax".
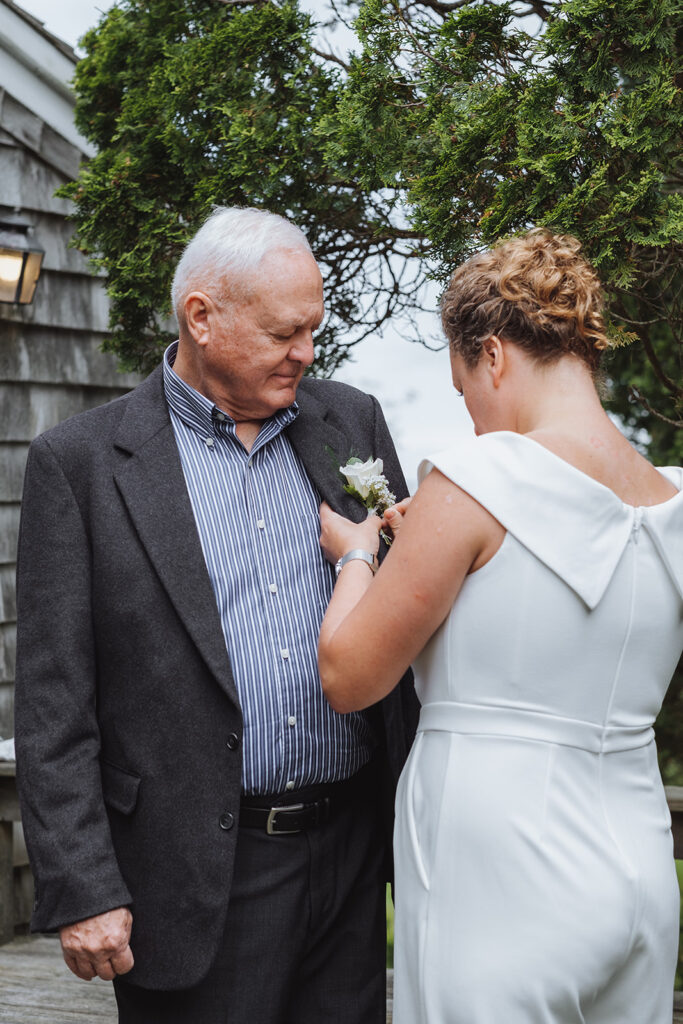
[{"xmin": 420, "ymin": 431, "xmax": 683, "ymax": 609}]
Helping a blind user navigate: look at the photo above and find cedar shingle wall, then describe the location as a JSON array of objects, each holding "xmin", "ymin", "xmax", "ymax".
[{"xmin": 0, "ymin": 107, "xmax": 140, "ymax": 737}]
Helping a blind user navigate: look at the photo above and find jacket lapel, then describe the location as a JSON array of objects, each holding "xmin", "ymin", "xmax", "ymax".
[
  {"xmin": 286, "ymin": 383, "xmax": 367, "ymax": 523},
  {"xmin": 112, "ymin": 367, "xmax": 239, "ymax": 705}
]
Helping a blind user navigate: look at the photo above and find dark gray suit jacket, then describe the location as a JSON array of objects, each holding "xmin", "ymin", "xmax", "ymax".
[{"xmin": 14, "ymin": 366, "xmax": 419, "ymax": 990}]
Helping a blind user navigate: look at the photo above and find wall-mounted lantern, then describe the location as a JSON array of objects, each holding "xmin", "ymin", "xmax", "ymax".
[{"xmin": 0, "ymin": 213, "xmax": 44, "ymax": 305}]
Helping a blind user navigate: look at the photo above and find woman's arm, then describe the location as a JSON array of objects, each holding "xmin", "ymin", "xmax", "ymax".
[{"xmin": 318, "ymin": 468, "xmax": 504, "ymax": 712}]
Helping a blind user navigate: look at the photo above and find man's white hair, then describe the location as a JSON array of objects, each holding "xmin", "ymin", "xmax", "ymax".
[{"xmin": 171, "ymin": 206, "xmax": 313, "ymax": 321}]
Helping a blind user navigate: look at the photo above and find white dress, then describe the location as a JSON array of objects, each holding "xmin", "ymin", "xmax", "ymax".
[{"xmin": 393, "ymin": 432, "xmax": 683, "ymax": 1024}]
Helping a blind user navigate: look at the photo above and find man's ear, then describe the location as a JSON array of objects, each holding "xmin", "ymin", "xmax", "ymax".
[
  {"xmin": 184, "ymin": 291, "xmax": 213, "ymax": 346},
  {"xmin": 482, "ymin": 334, "xmax": 506, "ymax": 389}
]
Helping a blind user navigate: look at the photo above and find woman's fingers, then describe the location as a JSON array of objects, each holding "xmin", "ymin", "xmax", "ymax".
[{"xmin": 382, "ymin": 497, "xmax": 412, "ymax": 538}]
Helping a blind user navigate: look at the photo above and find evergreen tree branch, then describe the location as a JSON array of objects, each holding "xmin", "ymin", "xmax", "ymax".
[
  {"xmin": 628, "ymin": 388, "xmax": 683, "ymax": 429},
  {"xmin": 406, "ymin": 0, "xmax": 475, "ymax": 15},
  {"xmin": 311, "ymin": 45, "xmax": 350, "ymax": 70},
  {"xmin": 517, "ymin": 0, "xmax": 558, "ymax": 20},
  {"xmin": 637, "ymin": 325, "xmax": 683, "ymax": 399}
]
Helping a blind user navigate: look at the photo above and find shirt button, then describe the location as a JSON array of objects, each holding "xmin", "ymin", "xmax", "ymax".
[
  {"xmin": 215, "ymin": 411, "xmax": 226, "ymax": 422},
  {"xmin": 269, "ymin": 583, "xmax": 278, "ymax": 594},
  {"xmin": 226, "ymin": 733, "xmax": 240, "ymax": 750},
  {"xmin": 280, "ymin": 648, "xmax": 289, "ymax": 660},
  {"xmin": 219, "ymin": 812, "xmax": 234, "ymax": 831},
  {"xmin": 288, "ymin": 716, "xmax": 296, "ymax": 727},
  {"xmin": 257, "ymin": 519, "xmax": 266, "ymax": 529},
  {"xmin": 285, "ymin": 781, "xmax": 295, "ymax": 791},
  {"xmin": 204, "ymin": 436, "xmax": 214, "ymax": 448}
]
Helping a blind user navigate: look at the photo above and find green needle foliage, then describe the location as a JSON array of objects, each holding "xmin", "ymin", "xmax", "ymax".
[{"xmin": 321, "ymin": 0, "xmax": 681, "ymax": 440}]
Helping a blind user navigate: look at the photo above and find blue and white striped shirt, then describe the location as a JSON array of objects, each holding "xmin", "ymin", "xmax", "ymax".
[{"xmin": 163, "ymin": 343, "xmax": 375, "ymax": 795}]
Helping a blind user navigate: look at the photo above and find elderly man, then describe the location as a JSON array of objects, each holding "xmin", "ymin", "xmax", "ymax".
[{"xmin": 14, "ymin": 207, "xmax": 418, "ymax": 1024}]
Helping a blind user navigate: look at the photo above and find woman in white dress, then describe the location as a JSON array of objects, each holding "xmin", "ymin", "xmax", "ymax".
[{"xmin": 317, "ymin": 229, "xmax": 683, "ymax": 1023}]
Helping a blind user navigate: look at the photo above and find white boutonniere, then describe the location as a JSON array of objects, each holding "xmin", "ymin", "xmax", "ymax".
[{"xmin": 340, "ymin": 456, "xmax": 396, "ymax": 518}]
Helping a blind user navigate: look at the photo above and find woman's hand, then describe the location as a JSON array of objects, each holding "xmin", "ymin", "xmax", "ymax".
[
  {"xmin": 319, "ymin": 502, "xmax": 382, "ymax": 566},
  {"xmin": 381, "ymin": 497, "xmax": 412, "ymax": 542}
]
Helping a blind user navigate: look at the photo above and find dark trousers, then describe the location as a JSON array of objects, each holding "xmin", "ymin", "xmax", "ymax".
[{"xmin": 114, "ymin": 768, "xmax": 387, "ymax": 1024}]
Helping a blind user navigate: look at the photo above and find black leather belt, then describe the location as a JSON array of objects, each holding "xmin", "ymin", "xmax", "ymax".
[
  {"xmin": 239, "ymin": 765, "xmax": 374, "ymax": 836},
  {"xmin": 239, "ymin": 798, "xmax": 332, "ymax": 835}
]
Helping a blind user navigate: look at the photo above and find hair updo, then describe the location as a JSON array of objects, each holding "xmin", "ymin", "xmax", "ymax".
[{"xmin": 440, "ymin": 229, "xmax": 610, "ymax": 371}]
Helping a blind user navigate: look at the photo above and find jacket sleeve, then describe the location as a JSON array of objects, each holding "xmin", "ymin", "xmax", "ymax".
[{"xmin": 14, "ymin": 435, "xmax": 132, "ymax": 932}]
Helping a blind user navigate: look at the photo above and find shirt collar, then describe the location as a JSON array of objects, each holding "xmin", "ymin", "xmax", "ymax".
[{"xmin": 163, "ymin": 341, "xmax": 299, "ymax": 444}]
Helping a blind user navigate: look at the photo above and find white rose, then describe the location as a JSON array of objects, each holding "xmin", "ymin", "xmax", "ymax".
[{"xmin": 340, "ymin": 457, "xmax": 384, "ymax": 500}]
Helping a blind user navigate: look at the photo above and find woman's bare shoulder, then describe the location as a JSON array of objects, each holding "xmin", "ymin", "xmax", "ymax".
[{"xmin": 524, "ymin": 428, "xmax": 678, "ymax": 507}]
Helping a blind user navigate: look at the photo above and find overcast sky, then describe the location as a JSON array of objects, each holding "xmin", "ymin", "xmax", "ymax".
[{"xmin": 19, "ymin": 0, "xmax": 474, "ymax": 488}]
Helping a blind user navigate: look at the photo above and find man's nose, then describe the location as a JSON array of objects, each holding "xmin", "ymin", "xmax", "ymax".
[{"xmin": 289, "ymin": 331, "xmax": 315, "ymax": 367}]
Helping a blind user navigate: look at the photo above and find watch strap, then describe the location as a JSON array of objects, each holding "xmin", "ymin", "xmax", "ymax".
[{"xmin": 335, "ymin": 549, "xmax": 378, "ymax": 577}]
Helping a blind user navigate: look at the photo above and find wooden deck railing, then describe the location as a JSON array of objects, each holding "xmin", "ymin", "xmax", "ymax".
[
  {"xmin": 670, "ymin": 785, "xmax": 683, "ymax": 861},
  {"xmin": 0, "ymin": 763, "xmax": 22, "ymax": 946}
]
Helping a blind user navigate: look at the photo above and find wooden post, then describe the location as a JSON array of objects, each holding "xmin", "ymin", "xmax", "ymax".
[
  {"xmin": 665, "ymin": 786, "xmax": 683, "ymax": 860},
  {"xmin": 0, "ymin": 764, "xmax": 20, "ymax": 945},
  {"xmin": 0, "ymin": 820, "xmax": 12, "ymax": 945},
  {"xmin": 0, "ymin": 769, "xmax": 16, "ymax": 946}
]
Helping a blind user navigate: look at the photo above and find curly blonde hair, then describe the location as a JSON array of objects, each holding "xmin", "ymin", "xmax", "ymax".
[{"xmin": 441, "ymin": 229, "xmax": 610, "ymax": 371}]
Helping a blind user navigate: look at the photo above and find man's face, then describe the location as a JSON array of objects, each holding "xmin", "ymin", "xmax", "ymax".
[{"xmin": 199, "ymin": 249, "xmax": 324, "ymax": 421}]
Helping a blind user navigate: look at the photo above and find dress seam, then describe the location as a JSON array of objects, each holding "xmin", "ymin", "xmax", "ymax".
[
  {"xmin": 419, "ymin": 736, "xmax": 455, "ymax": 1024},
  {"xmin": 597, "ymin": 750, "xmax": 642, "ymax": 966},
  {"xmin": 595, "ymin": 534, "xmax": 643, "ymax": 965}
]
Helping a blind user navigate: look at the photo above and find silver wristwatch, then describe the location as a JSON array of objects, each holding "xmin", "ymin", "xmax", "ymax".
[{"xmin": 334, "ymin": 549, "xmax": 379, "ymax": 578}]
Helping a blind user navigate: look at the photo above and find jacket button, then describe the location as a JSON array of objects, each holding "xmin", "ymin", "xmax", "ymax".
[
  {"xmin": 219, "ymin": 812, "xmax": 234, "ymax": 831},
  {"xmin": 226, "ymin": 733, "xmax": 240, "ymax": 750}
]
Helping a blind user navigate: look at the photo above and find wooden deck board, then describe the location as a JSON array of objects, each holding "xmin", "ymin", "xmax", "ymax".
[
  {"xmin": 0, "ymin": 935, "xmax": 680, "ymax": 1022},
  {"xmin": 0, "ymin": 937, "xmax": 395, "ymax": 1022},
  {"xmin": 0, "ymin": 936, "xmax": 117, "ymax": 1022}
]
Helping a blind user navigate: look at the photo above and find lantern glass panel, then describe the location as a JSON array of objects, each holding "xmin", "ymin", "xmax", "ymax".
[
  {"xmin": 18, "ymin": 250, "xmax": 44, "ymax": 304},
  {"xmin": 0, "ymin": 249, "xmax": 25, "ymax": 302}
]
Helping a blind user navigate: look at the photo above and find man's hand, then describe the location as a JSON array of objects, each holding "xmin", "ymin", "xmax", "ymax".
[
  {"xmin": 60, "ymin": 907, "xmax": 134, "ymax": 981},
  {"xmin": 319, "ymin": 501, "xmax": 382, "ymax": 566}
]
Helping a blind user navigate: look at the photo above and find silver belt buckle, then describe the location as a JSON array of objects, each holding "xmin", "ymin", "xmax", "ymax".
[{"xmin": 266, "ymin": 803, "xmax": 305, "ymax": 835}]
